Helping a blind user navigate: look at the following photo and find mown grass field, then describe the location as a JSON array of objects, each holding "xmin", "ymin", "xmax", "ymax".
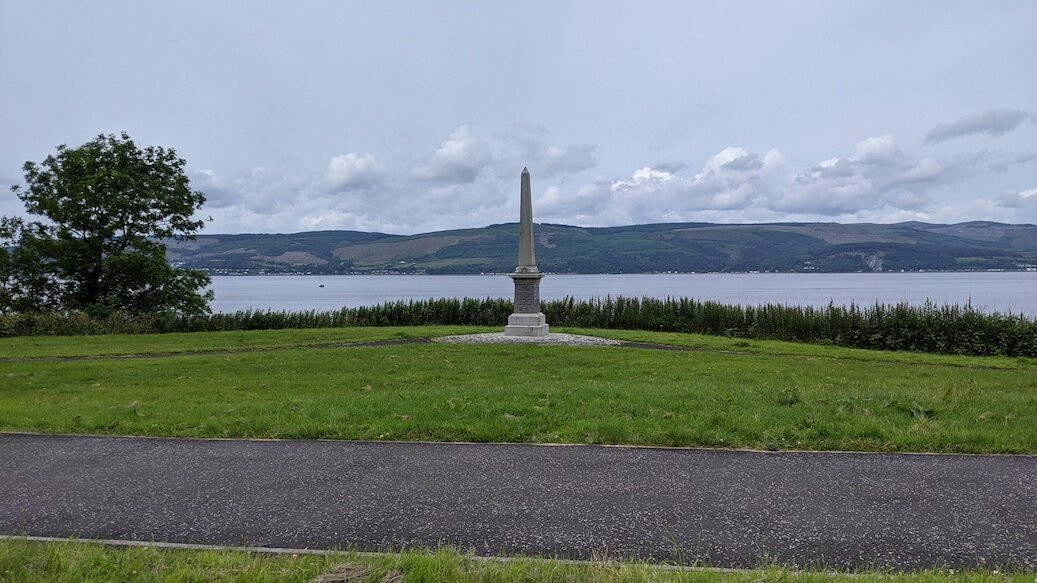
[
  {"xmin": 0, "ymin": 325, "xmax": 494, "ymax": 359},
  {"xmin": 2, "ymin": 327, "xmax": 1035, "ymax": 453},
  {"xmin": 0, "ymin": 539, "xmax": 1029, "ymax": 583}
]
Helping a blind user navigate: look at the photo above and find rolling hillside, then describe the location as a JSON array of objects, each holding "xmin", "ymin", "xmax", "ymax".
[{"xmin": 166, "ymin": 221, "xmax": 1037, "ymax": 274}]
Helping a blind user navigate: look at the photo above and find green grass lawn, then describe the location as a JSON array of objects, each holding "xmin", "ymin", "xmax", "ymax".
[
  {"xmin": 569, "ymin": 328, "xmax": 1037, "ymax": 370},
  {"xmin": 2, "ymin": 327, "xmax": 1035, "ymax": 453},
  {"xmin": 0, "ymin": 326, "xmax": 494, "ymax": 359},
  {"xmin": 0, "ymin": 539, "xmax": 1028, "ymax": 582}
]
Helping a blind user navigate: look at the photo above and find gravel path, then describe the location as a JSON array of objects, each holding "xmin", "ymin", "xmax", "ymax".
[
  {"xmin": 2, "ymin": 434, "xmax": 1034, "ymax": 570},
  {"xmin": 434, "ymin": 332, "xmax": 622, "ymax": 346}
]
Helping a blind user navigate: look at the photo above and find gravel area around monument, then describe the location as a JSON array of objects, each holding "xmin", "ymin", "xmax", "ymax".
[{"xmin": 434, "ymin": 332, "xmax": 623, "ymax": 346}]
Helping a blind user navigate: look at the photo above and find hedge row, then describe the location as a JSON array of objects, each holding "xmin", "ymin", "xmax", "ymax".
[{"xmin": 2, "ymin": 296, "xmax": 1035, "ymax": 357}]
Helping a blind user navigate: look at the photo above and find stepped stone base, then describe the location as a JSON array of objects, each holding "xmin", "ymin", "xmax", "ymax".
[{"xmin": 505, "ymin": 312, "xmax": 550, "ymax": 337}]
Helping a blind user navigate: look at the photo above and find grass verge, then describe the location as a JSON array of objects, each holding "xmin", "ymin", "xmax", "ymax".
[
  {"xmin": 0, "ymin": 539, "xmax": 1030, "ymax": 582},
  {"xmin": 2, "ymin": 327, "xmax": 1035, "ymax": 453}
]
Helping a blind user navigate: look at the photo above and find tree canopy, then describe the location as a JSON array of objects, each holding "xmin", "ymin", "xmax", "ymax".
[{"xmin": 2, "ymin": 132, "xmax": 211, "ymax": 316}]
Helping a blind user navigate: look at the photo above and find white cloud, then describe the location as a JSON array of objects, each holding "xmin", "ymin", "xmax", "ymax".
[
  {"xmin": 537, "ymin": 179, "xmax": 616, "ymax": 224},
  {"xmin": 187, "ymin": 125, "xmax": 1037, "ymax": 235},
  {"xmin": 924, "ymin": 109, "xmax": 1033, "ymax": 144},
  {"xmin": 538, "ymin": 146, "xmax": 782, "ymax": 225},
  {"xmin": 413, "ymin": 125, "xmax": 492, "ymax": 183},
  {"xmin": 853, "ymin": 135, "xmax": 902, "ymax": 165},
  {"xmin": 325, "ymin": 153, "xmax": 380, "ymax": 193},
  {"xmin": 542, "ymin": 133, "xmax": 1037, "ymax": 226}
]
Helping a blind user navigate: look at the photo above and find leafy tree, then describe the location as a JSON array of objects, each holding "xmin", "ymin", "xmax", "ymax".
[
  {"xmin": 4, "ymin": 132, "xmax": 211, "ymax": 316},
  {"xmin": 0, "ymin": 217, "xmax": 62, "ymax": 314}
]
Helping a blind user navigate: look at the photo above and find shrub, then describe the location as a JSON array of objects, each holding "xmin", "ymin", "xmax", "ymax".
[{"xmin": 2, "ymin": 296, "xmax": 1035, "ymax": 358}]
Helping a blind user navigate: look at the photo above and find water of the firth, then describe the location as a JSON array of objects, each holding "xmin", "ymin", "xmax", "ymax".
[{"xmin": 210, "ymin": 272, "xmax": 1037, "ymax": 317}]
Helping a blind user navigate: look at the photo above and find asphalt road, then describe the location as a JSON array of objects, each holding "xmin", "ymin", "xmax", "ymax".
[{"xmin": 1, "ymin": 434, "xmax": 1034, "ymax": 570}]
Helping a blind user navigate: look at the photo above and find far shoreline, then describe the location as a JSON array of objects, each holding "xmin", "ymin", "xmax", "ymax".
[{"xmin": 202, "ymin": 268, "xmax": 1037, "ymax": 276}]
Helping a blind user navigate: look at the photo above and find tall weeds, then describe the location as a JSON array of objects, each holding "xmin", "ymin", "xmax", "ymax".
[{"xmin": 2, "ymin": 296, "xmax": 1035, "ymax": 357}]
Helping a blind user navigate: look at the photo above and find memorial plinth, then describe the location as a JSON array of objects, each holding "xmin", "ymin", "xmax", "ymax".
[
  {"xmin": 506, "ymin": 271, "xmax": 548, "ymax": 336},
  {"xmin": 505, "ymin": 167, "xmax": 549, "ymax": 337}
]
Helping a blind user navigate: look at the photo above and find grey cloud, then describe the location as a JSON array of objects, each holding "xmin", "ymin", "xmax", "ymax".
[
  {"xmin": 0, "ymin": 179, "xmax": 23, "ymax": 218},
  {"xmin": 540, "ymin": 148, "xmax": 784, "ymax": 224},
  {"xmin": 407, "ymin": 121, "xmax": 598, "ymax": 227},
  {"xmin": 809, "ymin": 158, "xmax": 855, "ymax": 178},
  {"xmin": 412, "ymin": 123, "xmax": 597, "ymax": 187},
  {"xmin": 204, "ymin": 167, "xmax": 511, "ymax": 235},
  {"xmin": 500, "ymin": 123, "xmax": 597, "ymax": 178},
  {"xmin": 652, "ymin": 161, "xmax": 687, "ymax": 173},
  {"xmin": 963, "ymin": 150, "xmax": 1031, "ymax": 174},
  {"xmin": 413, "ymin": 126, "xmax": 492, "ymax": 184},
  {"xmin": 238, "ymin": 169, "xmax": 310, "ymax": 215},
  {"xmin": 780, "ymin": 164, "xmax": 877, "ymax": 214},
  {"xmin": 189, "ymin": 169, "xmax": 240, "ymax": 209},
  {"xmin": 684, "ymin": 148, "xmax": 781, "ymax": 208},
  {"xmin": 536, "ymin": 180, "xmax": 619, "ymax": 225},
  {"xmin": 881, "ymin": 190, "xmax": 931, "ymax": 210},
  {"xmin": 537, "ymin": 143, "xmax": 596, "ymax": 177},
  {"xmin": 889, "ymin": 158, "xmax": 943, "ymax": 185},
  {"xmin": 719, "ymin": 151, "xmax": 763, "ymax": 171},
  {"xmin": 775, "ymin": 136, "xmax": 953, "ymax": 215},
  {"xmin": 4, "ymin": 3, "xmax": 1036, "ymax": 232},
  {"xmin": 190, "ymin": 166, "xmax": 319, "ymax": 217},
  {"xmin": 995, "ymin": 187, "xmax": 1037, "ymax": 208},
  {"xmin": 924, "ymin": 109, "xmax": 1033, "ymax": 144},
  {"xmin": 935, "ymin": 150, "xmax": 1035, "ymax": 179},
  {"xmin": 184, "ymin": 124, "xmax": 597, "ymax": 234}
]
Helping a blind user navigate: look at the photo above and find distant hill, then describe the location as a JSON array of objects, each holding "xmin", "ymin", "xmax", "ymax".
[{"xmin": 166, "ymin": 221, "xmax": 1037, "ymax": 274}]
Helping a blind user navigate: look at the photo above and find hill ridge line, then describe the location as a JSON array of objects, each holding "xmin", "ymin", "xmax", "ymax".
[{"xmin": 165, "ymin": 220, "xmax": 1037, "ymax": 275}]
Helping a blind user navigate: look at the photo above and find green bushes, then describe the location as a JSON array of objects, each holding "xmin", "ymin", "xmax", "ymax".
[
  {"xmin": 542, "ymin": 296, "xmax": 1037, "ymax": 357},
  {"xmin": 2, "ymin": 296, "xmax": 1035, "ymax": 357},
  {"xmin": 0, "ymin": 311, "xmax": 160, "ymax": 337}
]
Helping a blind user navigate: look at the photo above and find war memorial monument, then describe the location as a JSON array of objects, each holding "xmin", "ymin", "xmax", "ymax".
[
  {"xmin": 504, "ymin": 167, "xmax": 550, "ymax": 337},
  {"xmin": 436, "ymin": 168, "xmax": 618, "ymax": 346}
]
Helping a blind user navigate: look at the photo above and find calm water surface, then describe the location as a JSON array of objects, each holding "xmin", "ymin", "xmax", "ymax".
[{"xmin": 210, "ymin": 272, "xmax": 1037, "ymax": 316}]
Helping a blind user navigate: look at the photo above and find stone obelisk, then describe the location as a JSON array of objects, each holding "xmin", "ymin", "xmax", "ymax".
[{"xmin": 504, "ymin": 167, "xmax": 549, "ymax": 337}]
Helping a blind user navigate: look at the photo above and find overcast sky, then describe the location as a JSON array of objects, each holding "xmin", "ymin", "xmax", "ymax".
[{"xmin": 1, "ymin": 1, "xmax": 1035, "ymax": 234}]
